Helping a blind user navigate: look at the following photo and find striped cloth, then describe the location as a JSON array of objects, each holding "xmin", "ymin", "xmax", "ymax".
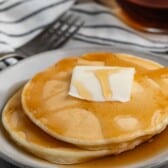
[
  {"xmin": 0, "ymin": 0, "xmax": 168, "ymax": 71},
  {"xmin": 0, "ymin": 0, "xmax": 75, "ymax": 52},
  {"xmin": 67, "ymin": 3, "xmax": 168, "ymax": 52}
]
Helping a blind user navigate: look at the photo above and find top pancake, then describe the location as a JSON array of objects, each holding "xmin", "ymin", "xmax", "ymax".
[{"xmin": 22, "ymin": 52, "xmax": 168, "ymax": 148}]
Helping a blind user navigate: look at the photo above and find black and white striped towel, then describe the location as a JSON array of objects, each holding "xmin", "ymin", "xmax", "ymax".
[
  {"xmin": 0, "ymin": 0, "xmax": 168, "ymax": 71},
  {"xmin": 0, "ymin": 1, "xmax": 168, "ymax": 167}
]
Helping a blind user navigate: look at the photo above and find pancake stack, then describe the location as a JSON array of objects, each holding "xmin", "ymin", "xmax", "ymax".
[{"xmin": 2, "ymin": 52, "xmax": 168, "ymax": 164}]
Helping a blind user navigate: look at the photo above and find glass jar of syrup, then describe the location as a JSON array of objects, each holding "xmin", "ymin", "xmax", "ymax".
[{"xmin": 99, "ymin": 0, "xmax": 168, "ymax": 33}]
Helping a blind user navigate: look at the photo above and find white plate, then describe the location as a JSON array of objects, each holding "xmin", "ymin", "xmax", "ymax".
[{"xmin": 0, "ymin": 46, "xmax": 168, "ymax": 168}]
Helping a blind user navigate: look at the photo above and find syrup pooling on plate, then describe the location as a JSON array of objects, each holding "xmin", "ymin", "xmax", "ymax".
[
  {"xmin": 22, "ymin": 53, "xmax": 168, "ymax": 148},
  {"xmin": 61, "ymin": 128, "xmax": 168, "ymax": 168}
]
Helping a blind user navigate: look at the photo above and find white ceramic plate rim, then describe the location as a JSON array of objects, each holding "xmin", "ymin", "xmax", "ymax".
[{"xmin": 0, "ymin": 46, "xmax": 168, "ymax": 168}]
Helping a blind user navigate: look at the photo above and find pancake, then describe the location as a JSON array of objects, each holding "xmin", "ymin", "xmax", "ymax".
[
  {"xmin": 2, "ymin": 90, "xmax": 152, "ymax": 164},
  {"xmin": 21, "ymin": 52, "xmax": 168, "ymax": 149}
]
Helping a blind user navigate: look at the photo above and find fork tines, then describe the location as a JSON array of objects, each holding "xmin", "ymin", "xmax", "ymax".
[
  {"xmin": 39, "ymin": 12, "xmax": 84, "ymax": 51},
  {"xmin": 18, "ymin": 12, "xmax": 84, "ymax": 56}
]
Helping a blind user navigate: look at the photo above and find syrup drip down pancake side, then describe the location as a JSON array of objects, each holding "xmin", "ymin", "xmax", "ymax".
[
  {"xmin": 22, "ymin": 53, "xmax": 168, "ymax": 150},
  {"xmin": 2, "ymin": 90, "xmax": 153, "ymax": 164}
]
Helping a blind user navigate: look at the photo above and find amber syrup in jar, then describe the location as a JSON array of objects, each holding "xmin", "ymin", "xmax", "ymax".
[{"xmin": 116, "ymin": 0, "xmax": 168, "ymax": 33}]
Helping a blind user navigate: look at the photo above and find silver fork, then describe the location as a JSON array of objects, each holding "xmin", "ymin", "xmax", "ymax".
[{"xmin": 0, "ymin": 12, "xmax": 84, "ymax": 70}]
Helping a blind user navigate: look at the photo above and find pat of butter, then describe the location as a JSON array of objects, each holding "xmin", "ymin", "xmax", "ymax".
[{"xmin": 69, "ymin": 66, "xmax": 135, "ymax": 102}]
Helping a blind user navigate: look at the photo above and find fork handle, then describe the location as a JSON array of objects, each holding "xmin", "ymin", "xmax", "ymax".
[
  {"xmin": 0, "ymin": 52, "xmax": 25, "ymax": 60},
  {"xmin": 0, "ymin": 52, "xmax": 26, "ymax": 70}
]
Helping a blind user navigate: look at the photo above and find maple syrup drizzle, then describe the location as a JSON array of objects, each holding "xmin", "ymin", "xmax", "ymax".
[
  {"xmin": 94, "ymin": 69, "xmax": 121, "ymax": 100},
  {"xmin": 73, "ymin": 80, "xmax": 92, "ymax": 100}
]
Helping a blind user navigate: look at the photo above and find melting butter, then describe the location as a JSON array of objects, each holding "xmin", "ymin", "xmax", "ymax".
[{"xmin": 69, "ymin": 66, "xmax": 135, "ymax": 102}]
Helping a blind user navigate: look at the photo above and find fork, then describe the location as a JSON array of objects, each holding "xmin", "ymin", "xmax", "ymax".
[{"xmin": 0, "ymin": 12, "xmax": 84, "ymax": 70}]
